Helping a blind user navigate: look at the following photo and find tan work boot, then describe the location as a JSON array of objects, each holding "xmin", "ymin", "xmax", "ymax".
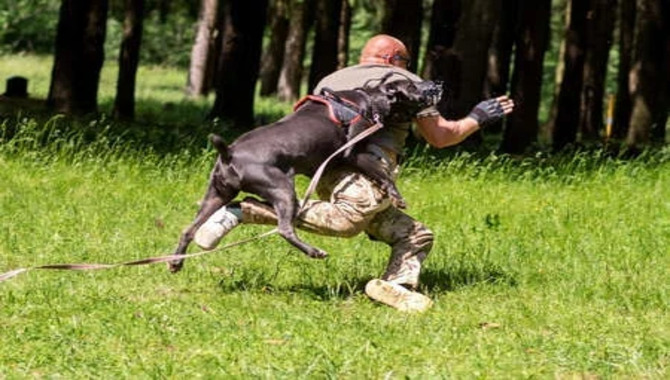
[{"xmin": 365, "ymin": 279, "xmax": 433, "ymax": 312}]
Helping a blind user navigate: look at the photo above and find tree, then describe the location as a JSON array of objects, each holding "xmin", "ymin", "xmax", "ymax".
[
  {"xmin": 307, "ymin": 0, "xmax": 342, "ymax": 93},
  {"xmin": 438, "ymin": 0, "xmax": 501, "ymax": 121},
  {"xmin": 483, "ymin": 0, "xmax": 517, "ymax": 133},
  {"xmin": 484, "ymin": 0, "xmax": 516, "ymax": 99},
  {"xmin": 578, "ymin": 0, "xmax": 617, "ymax": 142},
  {"xmin": 113, "ymin": 0, "xmax": 145, "ymax": 121},
  {"xmin": 47, "ymin": 0, "xmax": 109, "ymax": 115},
  {"xmin": 259, "ymin": 0, "xmax": 290, "ymax": 97},
  {"xmin": 626, "ymin": 0, "xmax": 670, "ymax": 148},
  {"xmin": 380, "ymin": 0, "xmax": 423, "ymax": 72},
  {"xmin": 550, "ymin": 0, "xmax": 589, "ymax": 151},
  {"xmin": 186, "ymin": 0, "xmax": 221, "ymax": 98},
  {"xmin": 209, "ymin": 0, "xmax": 269, "ymax": 130},
  {"xmin": 337, "ymin": 0, "xmax": 352, "ymax": 69},
  {"xmin": 500, "ymin": 0, "xmax": 552, "ymax": 154},
  {"xmin": 277, "ymin": 0, "xmax": 314, "ymax": 102},
  {"xmin": 422, "ymin": 0, "xmax": 460, "ymax": 117},
  {"xmin": 612, "ymin": 0, "xmax": 636, "ymax": 140}
]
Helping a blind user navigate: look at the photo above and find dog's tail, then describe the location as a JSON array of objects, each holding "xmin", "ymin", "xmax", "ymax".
[{"xmin": 210, "ymin": 134, "xmax": 230, "ymax": 161}]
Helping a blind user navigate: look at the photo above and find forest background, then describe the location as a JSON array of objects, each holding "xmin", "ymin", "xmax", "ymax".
[{"xmin": 1, "ymin": 0, "xmax": 668, "ymax": 155}]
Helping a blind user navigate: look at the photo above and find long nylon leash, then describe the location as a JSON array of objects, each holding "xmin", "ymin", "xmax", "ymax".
[{"xmin": 0, "ymin": 119, "xmax": 383, "ymax": 283}]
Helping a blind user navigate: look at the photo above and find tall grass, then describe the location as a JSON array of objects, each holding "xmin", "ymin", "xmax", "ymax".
[{"xmin": 1, "ymin": 55, "xmax": 669, "ymax": 378}]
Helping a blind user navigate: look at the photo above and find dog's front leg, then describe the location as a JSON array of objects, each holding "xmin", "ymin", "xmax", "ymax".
[{"xmin": 169, "ymin": 187, "xmax": 226, "ymax": 273}]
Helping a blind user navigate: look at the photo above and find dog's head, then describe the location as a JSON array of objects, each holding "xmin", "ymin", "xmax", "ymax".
[{"xmin": 361, "ymin": 79, "xmax": 443, "ymax": 123}]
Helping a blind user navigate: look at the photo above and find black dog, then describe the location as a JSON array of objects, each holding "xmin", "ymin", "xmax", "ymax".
[{"xmin": 169, "ymin": 77, "xmax": 442, "ymax": 272}]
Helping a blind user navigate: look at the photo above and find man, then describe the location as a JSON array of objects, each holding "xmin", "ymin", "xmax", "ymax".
[{"xmin": 195, "ymin": 35, "xmax": 514, "ymax": 312}]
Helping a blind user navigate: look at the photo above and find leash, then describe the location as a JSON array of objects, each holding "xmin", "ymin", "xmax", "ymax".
[
  {"xmin": 0, "ymin": 119, "xmax": 384, "ymax": 284},
  {"xmin": 299, "ymin": 116, "xmax": 383, "ymax": 210},
  {"xmin": 0, "ymin": 228, "xmax": 279, "ymax": 283}
]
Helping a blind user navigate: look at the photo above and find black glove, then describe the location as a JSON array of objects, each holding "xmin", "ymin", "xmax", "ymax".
[{"xmin": 467, "ymin": 98, "xmax": 505, "ymax": 127}]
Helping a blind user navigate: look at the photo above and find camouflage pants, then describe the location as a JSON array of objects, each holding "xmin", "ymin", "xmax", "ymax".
[{"xmin": 236, "ymin": 164, "xmax": 434, "ymax": 289}]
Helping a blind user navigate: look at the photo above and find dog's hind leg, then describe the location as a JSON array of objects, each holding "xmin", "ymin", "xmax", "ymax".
[
  {"xmin": 251, "ymin": 169, "xmax": 328, "ymax": 259},
  {"xmin": 169, "ymin": 185, "xmax": 239, "ymax": 272}
]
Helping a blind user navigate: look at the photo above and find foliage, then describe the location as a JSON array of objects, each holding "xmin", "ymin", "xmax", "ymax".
[
  {"xmin": 0, "ymin": 0, "xmax": 60, "ymax": 54},
  {"xmin": 0, "ymin": 0, "xmax": 197, "ymax": 67},
  {"xmin": 105, "ymin": 8, "xmax": 197, "ymax": 68}
]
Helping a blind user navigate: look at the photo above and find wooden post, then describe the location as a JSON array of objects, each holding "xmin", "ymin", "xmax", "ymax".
[
  {"xmin": 3, "ymin": 76, "xmax": 28, "ymax": 98},
  {"xmin": 605, "ymin": 94, "xmax": 615, "ymax": 141}
]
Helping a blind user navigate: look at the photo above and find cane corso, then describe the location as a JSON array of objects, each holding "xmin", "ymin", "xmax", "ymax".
[{"xmin": 169, "ymin": 76, "xmax": 442, "ymax": 272}]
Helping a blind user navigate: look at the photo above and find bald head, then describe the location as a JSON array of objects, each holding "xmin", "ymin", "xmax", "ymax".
[{"xmin": 359, "ymin": 34, "xmax": 410, "ymax": 68}]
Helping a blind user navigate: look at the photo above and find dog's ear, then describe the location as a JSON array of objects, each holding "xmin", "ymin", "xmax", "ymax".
[{"xmin": 209, "ymin": 134, "xmax": 230, "ymax": 162}]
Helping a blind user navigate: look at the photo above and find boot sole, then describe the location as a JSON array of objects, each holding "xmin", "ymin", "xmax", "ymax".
[{"xmin": 365, "ymin": 279, "xmax": 433, "ymax": 312}]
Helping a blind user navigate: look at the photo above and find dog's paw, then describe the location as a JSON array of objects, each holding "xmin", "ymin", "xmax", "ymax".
[
  {"xmin": 167, "ymin": 260, "xmax": 183, "ymax": 273},
  {"xmin": 308, "ymin": 248, "xmax": 328, "ymax": 259}
]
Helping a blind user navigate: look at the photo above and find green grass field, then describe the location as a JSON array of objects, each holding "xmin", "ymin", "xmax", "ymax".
[{"xmin": 1, "ymin": 55, "xmax": 669, "ymax": 378}]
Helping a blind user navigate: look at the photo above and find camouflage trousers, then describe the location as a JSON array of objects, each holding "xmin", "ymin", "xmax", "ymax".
[{"xmin": 236, "ymin": 164, "xmax": 434, "ymax": 289}]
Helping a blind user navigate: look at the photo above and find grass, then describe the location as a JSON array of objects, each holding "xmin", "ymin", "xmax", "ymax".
[{"xmin": 1, "ymin": 55, "xmax": 669, "ymax": 377}]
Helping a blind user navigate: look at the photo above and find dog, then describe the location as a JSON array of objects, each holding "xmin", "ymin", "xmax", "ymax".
[{"xmin": 169, "ymin": 76, "xmax": 442, "ymax": 272}]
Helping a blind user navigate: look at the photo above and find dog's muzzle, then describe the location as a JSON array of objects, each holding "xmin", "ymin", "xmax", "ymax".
[{"xmin": 419, "ymin": 81, "xmax": 443, "ymax": 106}]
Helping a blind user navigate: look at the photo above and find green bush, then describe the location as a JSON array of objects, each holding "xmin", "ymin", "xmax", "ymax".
[
  {"xmin": 105, "ymin": 9, "xmax": 196, "ymax": 68},
  {"xmin": 0, "ymin": 0, "xmax": 59, "ymax": 54},
  {"xmin": 1, "ymin": 1, "xmax": 196, "ymax": 67}
]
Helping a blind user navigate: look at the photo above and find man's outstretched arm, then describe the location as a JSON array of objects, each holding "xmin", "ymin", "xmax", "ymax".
[{"xmin": 416, "ymin": 95, "xmax": 515, "ymax": 148}]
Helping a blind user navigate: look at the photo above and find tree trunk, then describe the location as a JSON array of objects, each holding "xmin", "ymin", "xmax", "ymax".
[
  {"xmin": 579, "ymin": 0, "xmax": 617, "ymax": 143},
  {"xmin": 484, "ymin": 0, "xmax": 517, "ymax": 133},
  {"xmin": 422, "ymin": 0, "xmax": 460, "ymax": 121},
  {"xmin": 307, "ymin": 0, "xmax": 342, "ymax": 93},
  {"xmin": 443, "ymin": 0, "xmax": 501, "ymax": 120},
  {"xmin": 337, "ymin": 0, "xmax": 351, "ymax": 69},
  {"xmin": 626, "ymin": 0, "xmax": 670, "ymax": 148},
  {"xmin": 500, "ymin": 0, "xmax": 552, "ymax": 154},
  {"xmin": 484, "ymin": 0, "xmax": 516, "ymax": 98},
  {"xmin": 422, "ymin": 0, "xmax": 460, "ymax": 83},
  {"xmin": 113, "ymin": 0, "xmax": 144, "ymax": 121},
  {"xmin": 544, "ymin": 1, "xmax": 569, "ymax": 139},
  {"xmin": 277, "ymin": 0, "xmax": 314, "ymax": 102},
  {"xmin": 550, "ymin": 0, "xmax": 589, "ymax": 151},
  {"xmin": 380, "ymin": 0, "xmax": 423, "ymax": 72},
  {"xmin": 259, "ymin": 0, "xmax": 289, "ymax": 97},
  {"xmin": 47, "ymin": 0, "xmax": 108, "ymax": 115},
  {"xmin": 612, "ymin": 0, "xmax": 636, "ymax": 139},
  {"xmin": 186, "ymin": 0, "xmax": 220, "ymax": 98},
  {"xmin": 209, "ymin": 0, "xmax": 269, "ymax": 130}
]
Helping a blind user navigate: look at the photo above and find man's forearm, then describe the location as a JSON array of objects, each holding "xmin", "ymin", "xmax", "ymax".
[{"xmin": 416, "ymin": 116, "xmax": 480, "ymax": 148}]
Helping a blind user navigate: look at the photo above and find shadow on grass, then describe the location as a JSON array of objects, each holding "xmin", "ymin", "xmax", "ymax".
[
  {"xmin": 0, "ymin": 96, "xmax": 290, "ymax": 155},
  {"xmin": 216, "ymin": 263, "xmax": 518, "ymax": 301},
  {"xmin": 420, "ymin": 264, "xmax": 518, "ymax": 292}
]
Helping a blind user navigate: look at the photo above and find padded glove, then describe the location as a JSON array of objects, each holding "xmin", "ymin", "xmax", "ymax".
[{"xmin": 467, "ymin": 98, "xmax": 505, "ymax": 127}]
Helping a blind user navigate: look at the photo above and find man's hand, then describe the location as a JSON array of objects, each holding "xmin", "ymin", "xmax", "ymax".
[{"xmin": 467, "ymin": 95, "xmax": 515, "ymax": 127}]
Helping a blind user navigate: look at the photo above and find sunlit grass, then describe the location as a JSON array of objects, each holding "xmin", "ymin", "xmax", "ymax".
[{"xmin": 1, "ymin": 123, "xmax": 669, "ymax": 377}]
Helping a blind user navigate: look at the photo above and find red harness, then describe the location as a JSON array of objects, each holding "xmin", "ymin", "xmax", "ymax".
[{"xmin": 293, "ymin": 94, "xmax": 364, "ymax": 126}]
